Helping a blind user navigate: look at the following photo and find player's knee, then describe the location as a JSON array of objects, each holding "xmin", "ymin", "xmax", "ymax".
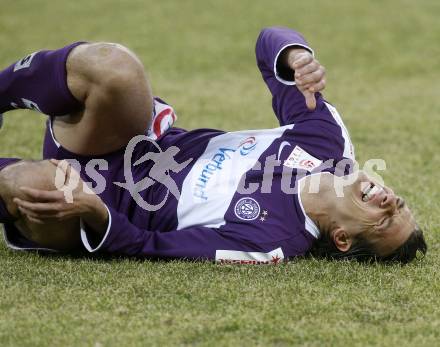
[
  {"xmin": 71, "ymin": 42, "xmax": 146, "ymax": 91},
  {"xmin": 0, "ymin": 160, "xmax": 56, "ymax": 217},
  {"xmin": 0, "ymin": 160, "xmax": 81, "ymax": 251}
]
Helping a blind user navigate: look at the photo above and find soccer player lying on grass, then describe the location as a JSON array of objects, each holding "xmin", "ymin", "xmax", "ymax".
[{"xmin": 0, "ymin": 27, "xmax": 426, "ymax": 264}]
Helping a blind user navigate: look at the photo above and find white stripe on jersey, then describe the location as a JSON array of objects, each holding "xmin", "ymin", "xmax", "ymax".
[
  {"xmin": 324, "ymin": 102, "xmax": 355, "ymax": 160},
  {"xmin": 177, "ymin": 125, "xmax": 293, "ymax": 230}
]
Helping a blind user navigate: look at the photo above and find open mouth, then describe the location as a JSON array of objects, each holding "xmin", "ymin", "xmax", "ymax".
[{"xmin": 361, "ymin": 182, "xmax": 384, "ymax": 202}]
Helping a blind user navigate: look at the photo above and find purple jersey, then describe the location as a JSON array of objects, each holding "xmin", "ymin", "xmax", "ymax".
[{"xmin": 4, "ymin": 27, "xmax": 355, "ymax": 263}]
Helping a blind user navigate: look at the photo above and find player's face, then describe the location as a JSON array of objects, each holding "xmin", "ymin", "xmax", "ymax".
[{"xmin": 332, "ymin": 171, "xmax": 415, "ymax": 257}]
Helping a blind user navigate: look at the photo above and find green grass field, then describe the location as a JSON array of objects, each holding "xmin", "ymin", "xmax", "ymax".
[{"xmin": 1, "ymin": 0, "xmax": 439, "ymax": 346}]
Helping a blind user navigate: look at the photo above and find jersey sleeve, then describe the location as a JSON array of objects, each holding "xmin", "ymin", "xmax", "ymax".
[
  {"xmin": 256, "ymin": 27, "xmax": 322, "ymax": 125},
  {"xmin": 80, "ymin": 205, "xmax": 263, "ymax": 260}
]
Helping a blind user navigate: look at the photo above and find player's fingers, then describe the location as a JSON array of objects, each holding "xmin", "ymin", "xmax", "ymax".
[
  {"xmin": 18, "ymin": 205, "xmax": 70, "ymax": 222},
  {"xmin": 25, "ymin": 214, "xmax": 45, "ymax": 225},
  {"xmin": 18, "ymin": 205, "xmax": 39, "ymax": 219},
  {"xmin": 13, "ymin": 198, "xmax": 64, "ymax": 214},
  {"xmin": 292, "ymin": 53, "xmax": 313, "ymax": 70},
  {"xmin": 303, "ymin": 91, "xmax": 317, "ymax": 110},
  {"xmin": 17, "ymin": 206, "xmax": 68, "ymax": 224},
  {"xmin": 19, "ymin": 187, "xmax": 65, "ymax": 202},
  {"xmin": 295, "ymin": 60, "xmax": 320, "ymax": 78},
  {"xmin": 297, "ymin": 82, "xmax": 313, "ymax": 90},
  {"xmin": 298, "ymin": 77, "xmax": 326, "ymax": 93},
  {"xmin": 309, "ymin": 78, "xmax": 326, "ymax": 93},
  {"xmin": 296, "ymin": 67, "xmax": 325, "ymax": 86},
  {"xmin": 17, "ymin": 206, "xmax": 49, "ymax": 224}
]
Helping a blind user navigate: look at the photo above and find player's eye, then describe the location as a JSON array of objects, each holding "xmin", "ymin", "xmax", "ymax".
[{"xmin": 377, "ymin": 215, "xmax": 393, "ymax": 231}]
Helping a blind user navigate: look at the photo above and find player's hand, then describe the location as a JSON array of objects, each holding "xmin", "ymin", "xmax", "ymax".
[
  {"xmin": 286, "ymin": 49, "xmax": 326, "ymax": 110},
  {"xmin": 13, "ymin": 160, "xmax": 100, "ymax": 224}
]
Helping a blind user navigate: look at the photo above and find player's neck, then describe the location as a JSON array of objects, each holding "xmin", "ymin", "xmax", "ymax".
[{"xmin": 299, "ymin": 172, "xmax": 334, "ymax": 235}]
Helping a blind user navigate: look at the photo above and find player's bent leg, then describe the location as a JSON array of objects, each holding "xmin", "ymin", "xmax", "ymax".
[
  {"xmin": 0, "ymin": 41, "xmax": 153, "ymax": 156},
  {"xmin": 53, "ymin": 42, "xmax": 154, "ymax": 156},
  {"xmin": 0, "ymin": 160, "xmax": 80, "ymax": 251}
]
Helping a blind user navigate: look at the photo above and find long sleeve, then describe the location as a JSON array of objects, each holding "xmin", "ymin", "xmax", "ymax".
[
  {"xmin": 80, "ymin": 205, "xmax": 266, "ymax": 261},
  {"xmin": 256, "ymin": 27, "xmax": 323, "ymax": 125}
]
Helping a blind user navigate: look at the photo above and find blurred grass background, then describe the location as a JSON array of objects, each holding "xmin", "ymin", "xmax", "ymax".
[{"xmin": 0, "ymin": 0, "xmax": 439, "ymax": 346}]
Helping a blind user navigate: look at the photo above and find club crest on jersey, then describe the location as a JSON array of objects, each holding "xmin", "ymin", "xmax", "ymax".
[
  {"xmin": 283, "ymin": 145, "xmax": 322, "ymax": 172},
  {"xmin": 234, "ymin": 197, "xmax": 261, "ymax": 221}
]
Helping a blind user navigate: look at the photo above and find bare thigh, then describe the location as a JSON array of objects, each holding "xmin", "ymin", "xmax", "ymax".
[
  {"xmin": 0, "ymin": 161, "xmax": 80, "ymax": 251},
  {"xmin": 53, "ymin": 42, "xmax": 153, "ymax": 156}
]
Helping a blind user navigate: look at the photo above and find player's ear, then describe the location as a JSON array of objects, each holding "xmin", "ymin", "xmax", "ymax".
[{"xmin": 332, "ymin": 227, "xmax": 352, "ymax": 252}]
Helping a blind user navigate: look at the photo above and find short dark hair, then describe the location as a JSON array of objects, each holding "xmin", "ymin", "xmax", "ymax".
[{"xmin": 308, "ymin": 226, "xmax": 427, "ymax": 264}]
